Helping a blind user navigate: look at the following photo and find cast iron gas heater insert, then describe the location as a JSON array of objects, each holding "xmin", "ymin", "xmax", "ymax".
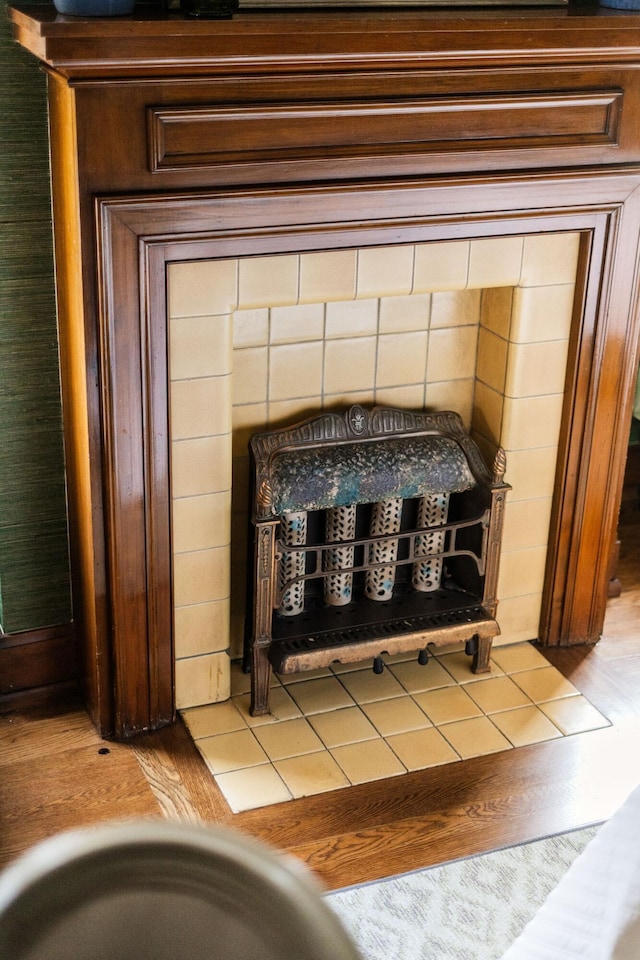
[{"xmin": 245, "ymin": 406, "xmax": 510, "ymax": 716}]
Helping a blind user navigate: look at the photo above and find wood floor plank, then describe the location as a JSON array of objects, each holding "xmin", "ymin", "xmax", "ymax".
[
  {"xmin": 0, "ymin": 500, "xmax": 638, "ymax": 888},
  {"xmin": 0, "ymin": 732, "xmax": 160, "ymax": 868}
]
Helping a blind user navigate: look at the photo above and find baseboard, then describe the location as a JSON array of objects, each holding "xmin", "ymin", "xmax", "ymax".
[{"xmin": 0, "ymin": 622, "xmax": 79, "ymax": 712}]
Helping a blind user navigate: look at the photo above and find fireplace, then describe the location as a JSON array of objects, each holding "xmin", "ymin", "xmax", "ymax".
[
  {"xmin": 246, "ymin": 404, "xmax": 510, "ymax": 715},
  {"xmin": 167, "ymin": 233, "xmax": 576, "ymax": 714},
  {"xmin": 9, "ymin": 4, "xmax": 640, "ymax": 739}
]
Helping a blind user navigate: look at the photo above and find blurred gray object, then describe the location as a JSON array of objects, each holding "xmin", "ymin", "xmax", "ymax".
[{"xmin": 0, "ymin": 821, "xmax": 362, "ymax": 960}]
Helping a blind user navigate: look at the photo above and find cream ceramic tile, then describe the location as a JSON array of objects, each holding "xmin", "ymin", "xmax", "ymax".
[
  {"xmin": 274, "ymin": 751, "xmax": 350, "ymax": 798},
  {"xmin": 426, "ymin": 325, "xmax": 479, "ymax": 383},
  {"xmin": 376, "ymin": 332, "xmax": 428, "ymax": 388},
  {"xmin": 174, "ymin": 599, "xmax": 230, "ymax": 659},
  {"xmin": 471, "ymin": 381, "xmax": 503, "ymax": 447},
  {"xmin": 170, "ymin": 314, "xmax": 233, "ymax": 382},
  {"xmin": 480, "ymin": 287, "xmax": 514, "ymax": 340},
  {"xmin": 538, "ymin": 696, "xmax": 610, "ymax": 736},
  {"xmin": 325, "ymin": 299, "xmax": 378, "ymax": 339},
  {"xmin": 231, "ymin": 402, "xmax": 268, "ymax": 458},
  {"xmin": 232, "ymin": 308, "xmax": 269, "ymax": 348},
  {"xmin": 299, "ymin": 250, "xmax": 357, "ymax": 304},
  {"xmin": 379, "ymin": 294, "xmax": 431, "ymax": 333},
  {"xmin": 361, "ymin": 697, "xmax": 432, "ymax": 737},
  {"xmin": 175, "ymin": 651, "xmax": 230, "ymax": 709},
  {"xmin": 267, "ymin": 397, "xmax": 323, "ymax": 427},
  {"xmin": 498, "ymin": 546, "xmax": 548, "ymax": 602},
  {"xmin": 331, "ymin": 738, "xmax": 406, "ymax": 784},
  {"xmin": 510, "ymin": 666, "xmax": 580, "ymax": 703},
  {"xmin": 510, "ymin": 285, "xmax": 575, "ymax": 343},
  {"xmin": 494, "ymin": 595, "xmax": 543, "ymax": 646},
  {"xmin": 436, "ymin": 650, "xmax": 505, "ymax": 684},
  {"xmin": 253, "ymin": 717, "xmax": 325, "ymax": 760},
  {"xmin": 501, "ymin": 497, "xmax": 552, "ymax": 552},
  {"xmin": 323, "ymin": 336, "xmax": 377, "ymax": 395},
  {"xmin": 214, "ymin": 764, "xmax": 292, "ymax": 812},
  {"xmin": 476, "ymin": 327, "xmax": 508, "ymax": 394},
  {"xmin": 357, "ymin": 245, "xmax": 414, "ymax": 298},
  {"xmin": 337, "ymin": 667, "xmax": 406, "ymax": 704},
  {"xmin": 430, "ymin": 289, "xmax": 481, "ymax": 329},
  {"xmin": 286, "ymin": 676, "xmax": 355, "ymax": 714},
  {"xmin": 505, "ymin": 339, "xmax": 569, "ymax": 400},
  {"xmin": 270, "ymin": 302, "xmax": 324, "ymax": 343},
  {"xmin": 171, "ymin": 435, "xmax": 231, "ymax": 499},
  {"xmin": 425, "ymin": 380, "xmax": 474, "ymax": 428},
  {"xmin": 237, "ymin": 254, "xmax": 299, "ymax": 309},
  {"xmin": 197, "ymin": 728, "xmax": 268, "ymax": 775},
  {"xmin": 376, "ymin": 384, "xmax": 427, "ymax": 409},
  {"xmin": 387, "ymin": 657, "xmax": 456, "ymax": 694},
  {"xmin": 172, "ymin": 491, "xmax": 231, "ymax": 553},
  {"xmin": 173, "ymin": 540, "xmax": 229, "ymax": 606},
  {"xmin": 464, "ymin": 675, "xmax": 533, "ymax": 714},
  {"xmin": 490, "ymin": 705, "xmax": 563, "ymax": 747},
  {"xmin": 232, "ymin": 347, "xmax": 269, "ymax": 405},
  {"xmin": 232, "ymin": 685, "xmax": 303, "ymax": 726},
  {"xmin": 308, "ymin": 706, "xmax": 379, "ymax": 747},
  {"xmin": 501, "ymin": 394, "xmax": 564, "ymax": 451},
  {"xmin": 413, "ymin": 240, "xmax": 470, "ymax": 293},
  {"xmin": 412, "ymin": 685, "xmax": 484, "ymax": 725},
  {"xmin": 502, "ymin": 446, "xmax": 558, "ymax": 501},
  {"xmin": 280, "ymin": 667, "xmax": 333, "ymax": 682},
  {"xmin": 387, "ymin": 727, "xmax": 460, "ymax": 770},
  {"xmin": 490, "ymin": 641, "xmax": 551, "ymax": 673},
  {"xmin": 181, "ymin": 700, "xmax": 246, "ymax": 740},
  {"xmin": 520, "ymin": 233, "xmax": 580, "ymax": 288},
  {"xmin": 268, "ymin": 341, "xmax": 324, "ymax": 401},
  {"xmin": 468, "ymin": 237, "xmax": 523, "ymax": 288},
  {"xmin": 325, "ymin": 389, "xmax": 374, "ymax": 408},
  {"xmin": 170, "ymin": 376, "xmax": 232, "ymax": 440},
  {"xmin": 440, "ymin": 716, "xmax": 513, "ymax": 758},
  {"xmin": 168, "ymin": 259, "xmax": 238, "ymax": 318}
]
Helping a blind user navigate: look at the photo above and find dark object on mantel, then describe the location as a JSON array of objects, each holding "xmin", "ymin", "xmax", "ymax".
[
  {"xmin": 53, "ymin": 0, "xmax": 135, "ymax": 13},
  {"xmin": 245, "ymin": 406, "xmax": 510, "ymax": 716},
  {"xmin": 181, "ymin": 0, "xmax": 239, "ymax": 17}
]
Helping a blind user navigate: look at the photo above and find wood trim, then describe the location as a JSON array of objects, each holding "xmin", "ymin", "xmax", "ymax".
[
  {"xmin": 93, "ymin": 168, "xmax": 640, "ymax": 736},
  {"xmin": 0, "ymin": 623, "xmax": 78, "ymax": 710}
]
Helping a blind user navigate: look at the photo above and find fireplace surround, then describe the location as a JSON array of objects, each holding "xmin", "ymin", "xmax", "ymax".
[{"xmin": 9, "ymin": 3, "xmax": 640, "ymax": 738}]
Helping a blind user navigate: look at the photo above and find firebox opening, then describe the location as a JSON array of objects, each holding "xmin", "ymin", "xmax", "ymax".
[{"xmin": 168, "ymin": 232, "xmax": 579, "ymax": 712}]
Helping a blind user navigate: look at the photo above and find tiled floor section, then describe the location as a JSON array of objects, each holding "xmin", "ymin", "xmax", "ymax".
[{"xmin": 181, "ymin": 642, "xmax": 610, "ymax": 813}]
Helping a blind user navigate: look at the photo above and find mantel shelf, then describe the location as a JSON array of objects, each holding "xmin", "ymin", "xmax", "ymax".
[{"xmin": 10, "ymin": 1, "xmax": 640, "ymax": 78}]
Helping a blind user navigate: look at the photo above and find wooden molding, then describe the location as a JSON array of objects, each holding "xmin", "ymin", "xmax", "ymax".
[{"xmin": 0, "ymin": 623, "xmax": 78, "ymax": 711}]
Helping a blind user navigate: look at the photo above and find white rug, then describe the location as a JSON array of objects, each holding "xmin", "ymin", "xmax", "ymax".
[{"xmin": 325, "ymin": 826, "xmax": 599, "ymax": 960}]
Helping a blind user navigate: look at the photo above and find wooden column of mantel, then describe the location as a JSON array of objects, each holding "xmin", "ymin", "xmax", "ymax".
[{"xmin": 9, "ymin": 2, "xmax": 640, "ymax": 738}]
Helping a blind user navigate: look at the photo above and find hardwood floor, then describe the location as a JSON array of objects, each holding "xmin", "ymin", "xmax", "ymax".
[{"xmin": 2, "ymin": 476, "xmax": 639, "ymax": 891}]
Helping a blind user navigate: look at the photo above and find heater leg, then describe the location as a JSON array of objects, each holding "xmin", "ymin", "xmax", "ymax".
[
  {"xmin": 468, "ymin": 634, "xmax": 492, "ymax": 674},
  {"xmin": 250, "ymin": 644, "xmax": 272, "ymax": 716},
  {"xmin": 373, "ymin": 657, "xmax": 384, "ymax": 674},
  {"xmin": 418, "ymin": 647, "xmax": 430, "ymax": 666}
]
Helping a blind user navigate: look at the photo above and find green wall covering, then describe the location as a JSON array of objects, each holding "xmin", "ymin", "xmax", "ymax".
[{"xmin": 0, "ymin": 0, "xmax": 72, "ymax": 633}]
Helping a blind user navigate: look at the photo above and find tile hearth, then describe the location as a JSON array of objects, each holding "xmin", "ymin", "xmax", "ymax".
[{"xmin": 180, "ymin": 641, "xmax": 610, "ymax": 813}]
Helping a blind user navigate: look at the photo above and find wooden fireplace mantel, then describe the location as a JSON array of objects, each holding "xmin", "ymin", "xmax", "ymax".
[{"xmin": 9, "ymin": 2, "xmax": 640, "ymax": 737}]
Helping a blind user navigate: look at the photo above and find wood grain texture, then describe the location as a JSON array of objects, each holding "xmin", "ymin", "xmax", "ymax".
[{"xmin": 1, "ymin": 489, "xmax": 638, "ymax": 887}]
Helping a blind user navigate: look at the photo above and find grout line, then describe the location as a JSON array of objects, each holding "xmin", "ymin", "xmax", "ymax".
[{"xmin": 182, "ymin": 645, "xmax": 611, "ymax": 813}]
